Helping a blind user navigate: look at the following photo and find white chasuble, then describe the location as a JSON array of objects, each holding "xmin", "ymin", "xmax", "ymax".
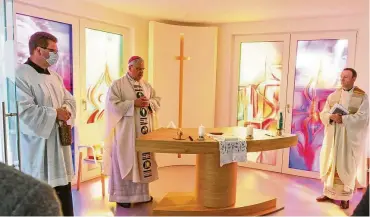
[
  {"xmin": 319, "ymin": 87, "xmax": 368, "ymax": 200},
  {"xmin": 103, "ymin": 73, "xmax": 160, "ymax": 183},
  {"xmin": 15, "ymin": 64, "xmax": 76, "ymax": 187}
]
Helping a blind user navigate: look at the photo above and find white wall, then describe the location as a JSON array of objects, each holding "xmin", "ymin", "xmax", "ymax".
[
  {"xmin": 215, "ymin": 14, "xmax": 369, "ymax": 127},
  {"xmin": 148, "ymin": 21, "xmax": 218, "ymax": 167},
  {"xmin": 149, "ymin": 21, "xmax": 218, "ymax": 129},
  {"xmin": 15, "ymin": 0, "xmax": 149, "ymax": 77}
]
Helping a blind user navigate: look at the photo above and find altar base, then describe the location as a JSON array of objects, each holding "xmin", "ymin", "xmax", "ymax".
[
  {"xmin": 135, "ymin": 128, "xmax": 296, "ymax": 216},
  {"xmin": 195, "ymin": 154, "xmax": 237, "ymax": 208},
  {"xmin": 153, "ymin": 154, "xmax": 283, "ymax": 216}
]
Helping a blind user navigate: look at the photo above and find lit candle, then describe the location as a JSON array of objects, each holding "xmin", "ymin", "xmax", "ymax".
[{"xmin": 198, "ymin": 124, "xmax": 205, "ymax": 138}]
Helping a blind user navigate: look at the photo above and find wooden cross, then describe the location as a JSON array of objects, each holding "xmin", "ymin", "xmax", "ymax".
[
  {"xmin": 175, "ymin": 33, "xmax": 190, "ymax": 128},
  {"xmin": 175, "ymin": 33, "xmax": 190, "ymax": 158}
]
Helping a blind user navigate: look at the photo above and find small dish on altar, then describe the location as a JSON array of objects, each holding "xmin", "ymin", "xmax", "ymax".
[
  {"xmin": 173, "ymin": 137, "xmax": 186, "ymax": 140},
  {"xmin": 209, "ymin": 132, "xmax": 223, "ymax": 135}
]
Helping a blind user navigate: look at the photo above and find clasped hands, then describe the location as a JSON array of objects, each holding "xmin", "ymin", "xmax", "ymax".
[
  {"xmin": 134, "ymin": 96, "xmax": 150, "ymax": 108},
  {"xmin": 330, "ymin": 113, "xmax": 343, "ymax": 124},
  {"xmin": 56, "ymin": 107, "xmax": 71, "ymax": 121}
]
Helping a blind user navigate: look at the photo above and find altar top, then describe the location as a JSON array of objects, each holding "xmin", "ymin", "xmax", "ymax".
[{"xmin": 135, "ymin": 127, "xmax": 297, "ymax": 154}]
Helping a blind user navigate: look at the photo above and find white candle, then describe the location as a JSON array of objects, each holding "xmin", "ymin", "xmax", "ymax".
[
  {"xmin": 246, "ymin": 125, "xmax": 253, "ymax": 137},
  {"xmin": 198, "ymin": 124, "xmax": 205, "ymax": 137}
]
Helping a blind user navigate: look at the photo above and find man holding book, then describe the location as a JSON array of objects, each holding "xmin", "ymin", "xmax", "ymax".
[{"xmin": 317, "ymin": 68, "xmax": 368, "ymax": 209}]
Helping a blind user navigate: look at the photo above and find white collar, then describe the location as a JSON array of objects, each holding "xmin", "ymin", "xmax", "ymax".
[
  {"xmin": 342, "ymin": 87, "xmax": 354, "ymax": 93},
  {"xmin": 126, "ymin": 72, "xmax": 140, "ymax": 84}
]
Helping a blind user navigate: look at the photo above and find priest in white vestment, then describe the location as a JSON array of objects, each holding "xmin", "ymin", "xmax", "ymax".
[
  {"xmin": 15, "ymin": 32, "xmax": 76, "ymax": 216},
  {"xmin": 104, "ymin": 56, "xmax": 160, "ymax": 208},
  {"xmin": 317, "ymin": 68, "xmax": 368, "ymax": 209}
]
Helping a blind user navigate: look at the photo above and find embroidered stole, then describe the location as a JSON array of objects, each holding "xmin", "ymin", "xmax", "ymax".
[
  {"xmin": 329, "ymin": 86, "xmax": 365, "ymax": 113},
  {"xmin": 127, "ymin": 75, "xmax": 158, "ymax": 183}
]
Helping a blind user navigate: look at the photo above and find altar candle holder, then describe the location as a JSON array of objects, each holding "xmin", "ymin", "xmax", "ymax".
[
  {"xmin": 246, "ymin": 125, "xmax": 253, "ymax": 140},
  {"xmin": 276, "ymin": 129, "xmax": 282, "ymax": 136},
  {"xmin": 177, "ymin": 128, "xmax": 183, "ymax": 140},
  {"xmin": 197, "ymin": 136, "xmax": 205, "ymax": 141}
]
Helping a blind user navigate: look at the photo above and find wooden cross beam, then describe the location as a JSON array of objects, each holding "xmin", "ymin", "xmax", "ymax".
[
  {"xmin": 175, "ymin": 33, "xmax": 190, "ymax": 158},
  {"xmin": 175, "ymin": 33, "xmax": 190, "ymax": 128}
]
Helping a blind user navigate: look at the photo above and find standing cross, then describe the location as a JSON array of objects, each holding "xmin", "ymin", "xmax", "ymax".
[
  {"xmin": 175, "ymin": 33, "xmax": 190, "ymax": 158},
  {"xmin": 175, "ymin": 33, "xmax": 191, "ymax": 128}
]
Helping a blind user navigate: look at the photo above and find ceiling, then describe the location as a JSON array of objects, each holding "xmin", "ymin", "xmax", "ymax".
[{"xmin": 81, "ymin": 0, "xmax": 368, "ymax": 24}]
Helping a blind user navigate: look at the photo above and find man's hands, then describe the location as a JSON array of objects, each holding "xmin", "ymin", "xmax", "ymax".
[
  {"xmin": 330, "ymin": 113, "xmax": 343, "ymax": 124},
  {"xmin": 134, "ymin": 96, "xmax": 150, "ymax": 108},
  {"xmin": 56, "ymin": 107, "xmax": 71, "ymax": 121}
]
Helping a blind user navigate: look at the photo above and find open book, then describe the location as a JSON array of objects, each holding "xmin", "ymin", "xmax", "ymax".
[{"xmin": 329, "ymin": 103, "xmax": 349, "ymax": 115}]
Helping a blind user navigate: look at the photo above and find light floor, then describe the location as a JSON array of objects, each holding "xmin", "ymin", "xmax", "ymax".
[{"xmin": 72, "ymin": 166, "xmax": 365, "ymax": 216}]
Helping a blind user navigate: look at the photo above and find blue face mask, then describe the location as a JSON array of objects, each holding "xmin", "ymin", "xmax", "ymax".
[{"xmin": 46, "ymin": 52, "xmax": 59, "ymax": 66}]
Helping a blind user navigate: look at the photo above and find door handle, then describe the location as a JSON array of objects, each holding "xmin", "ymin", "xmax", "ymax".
[
  {"xmin": 286, "ymin": 104, "xmax": 291, "ymax": 114},
  {"xmin": 15, "ymin": 101, "xmax": 21, "ymax": 170},
  {"xmin": 82, "ymin": 99, "xmax": 87, "ymax": 111},
  {"xmin": 1, "ymin": 101, "xmax": 21, "ymax": 169},
  {"xmin": 2, "ymin": 102, "xmax": 8, "ymax": 165}
]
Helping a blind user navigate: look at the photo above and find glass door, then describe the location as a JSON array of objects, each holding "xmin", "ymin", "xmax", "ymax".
[
  {"xmin": 0, "ymin": 0, "xmax": 20, "ymax": 168},
  {"xmin": 282, "ymin": 31, "xmax": 357, "ymax": 178},
  {"xmin": 78, "ymin": 18, "xmax": 130, "ymax": 181},
  {"xmin": 231, "ymin": 34, "xmax": 290, "ymax": 172}
]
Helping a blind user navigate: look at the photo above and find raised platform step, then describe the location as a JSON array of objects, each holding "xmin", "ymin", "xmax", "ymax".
[{"xmin": 153, "ymin": 191, "xmax": 284, "ymax": 216}]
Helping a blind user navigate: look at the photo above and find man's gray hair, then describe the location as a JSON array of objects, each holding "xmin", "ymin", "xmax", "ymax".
[{"xmin": 128, "ymin": 57, "xmax": 144, "ymax": 67}]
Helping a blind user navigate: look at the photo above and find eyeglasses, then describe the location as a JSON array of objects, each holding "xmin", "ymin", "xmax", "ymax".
[
  {"xmin": 41, "ymin": 47, "xmax": 58, "ymax": 54},
  {"xmin": 136, "ymin": 67, "xmax": 145, "ymax": 71}
]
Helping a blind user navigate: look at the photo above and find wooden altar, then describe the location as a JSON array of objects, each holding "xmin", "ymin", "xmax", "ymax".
[{"xmin": 135, "ymin": 127, "xmax": 298, "ymax": 216}]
